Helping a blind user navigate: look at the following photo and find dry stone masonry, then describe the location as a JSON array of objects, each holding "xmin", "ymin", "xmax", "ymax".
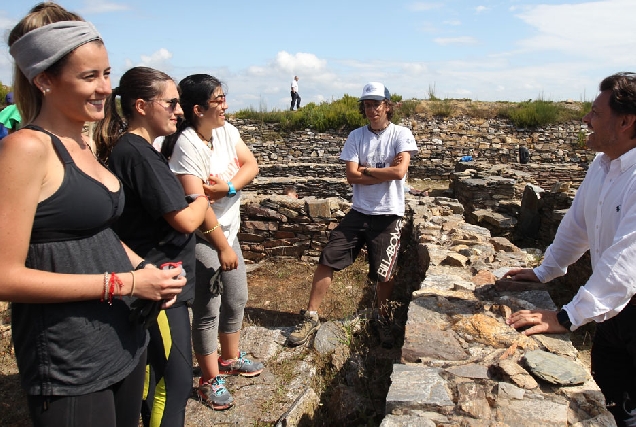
[{"xmin": 228, "ymin": 114, "xmax": 610, "ymax": 426}]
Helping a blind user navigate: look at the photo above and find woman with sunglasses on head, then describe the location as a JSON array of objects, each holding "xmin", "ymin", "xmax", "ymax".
[
  {"xmin": 1, "ymin": 3, "xmax": 187, "ymax": 427},
  {"xmin": 162, "ymin": 74, "xmax": 261, "ymax": 410},
  {"xmin": 93, "ymin": 67, "xmax": 213, "ymax": 427}
]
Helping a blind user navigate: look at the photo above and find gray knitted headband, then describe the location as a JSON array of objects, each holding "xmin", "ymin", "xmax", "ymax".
[{"xmin": 9, "ymin": 21, "xmax": 102, "ymax": 83}]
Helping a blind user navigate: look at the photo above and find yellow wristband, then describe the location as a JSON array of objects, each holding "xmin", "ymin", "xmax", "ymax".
[{"xmin": 203, "ymin": 223, "xmax": 221, "ymax": 234}]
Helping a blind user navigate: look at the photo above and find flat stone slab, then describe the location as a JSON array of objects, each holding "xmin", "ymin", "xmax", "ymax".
[
  {"xmin": 524, "ymin": 350, "xmax": 589, "ymax": 385},
  {"xmin": 380, "ymin": 414, "xmax": 436, "ymax": 427},
  {"xmin": 386, "ymin": 365, "xmax": 454, "ymax": 414},
  {"xmin": 533, "ymin": 334, "xmax": 578, "ymax": 358},
  {"xmin": 445, "ymin": 363, "xmax": 490, "ymax": 379},
  {"xmin": 403, "ymin": 323, "xmax": 468, "ymax": 363},
  {"xmin": 496, "ymin": 397, "xmax": 569, "ymax": 427}
]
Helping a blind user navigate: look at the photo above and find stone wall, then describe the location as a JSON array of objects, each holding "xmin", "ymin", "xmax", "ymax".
[
  {"xmin": 239, "ymin": 194, "xmax": 350, "ymax": 263},
  {"xmin": 236, "ymin": 194, "xmax": 611, "ymax": 426},
  {"xmin": 381, "ymin": 198, "xmax": 612, "ymax": 427},
  {"xmin": 233, "ymin": 116, "xmax": 591, "ymax": 197}
]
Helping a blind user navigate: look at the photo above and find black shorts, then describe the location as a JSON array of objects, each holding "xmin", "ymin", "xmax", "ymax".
[{"xmin": 319, "ymin": 209, "xmax": 402, "ymax": 282}]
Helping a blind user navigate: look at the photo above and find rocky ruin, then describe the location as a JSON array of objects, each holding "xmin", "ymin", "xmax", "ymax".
[
  {"xmin": 0, "ymin": 114, "xmax": 613, "ymax": 426},
  {"xmin": 219, "ymin": 114, "xmax": 611, "ymax": 426}
]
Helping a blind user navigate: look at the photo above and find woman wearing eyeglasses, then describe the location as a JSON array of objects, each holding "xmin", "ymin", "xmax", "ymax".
[
  {"xmin": 161, "ymin": 74, "xmax": 261, "ymax": 411},
  {"xmin": 94, "ymin": 67, "xmax": 213, "ymax": 427}
]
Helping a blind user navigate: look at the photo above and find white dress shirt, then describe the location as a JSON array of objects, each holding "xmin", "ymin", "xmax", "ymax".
[{"xmin": 534, "ymin": 147, "xmax": 636, "ymax": 330}]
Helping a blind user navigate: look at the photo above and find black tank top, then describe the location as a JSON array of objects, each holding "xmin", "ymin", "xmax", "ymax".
[{"xmin": 26, "ymin": 125, "xmax": 124, "ymax": 243}]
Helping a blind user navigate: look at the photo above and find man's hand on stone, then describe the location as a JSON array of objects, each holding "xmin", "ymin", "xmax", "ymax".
[
  {"xmin": 504, "ymin": 268, "xmax": 539, "ymax": 282},
  {"xmin": 506, "ymin": 309, "xmax": 568, "ymax": 335}
]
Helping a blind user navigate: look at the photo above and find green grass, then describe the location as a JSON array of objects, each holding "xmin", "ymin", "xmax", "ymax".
[
  {"xmin": 429, "ymin": 99, "xmax": 456, "ymax": 117},
  {"xmin": 498, "ymin": 98, "xmax": 589, "ymax": 128},
  {"xmin": 235, "ymin": 93, "xmax": 425, "ymax": 133},
  {"xmin": 235, "ymin": 93, "xmax": 592, "ymax": 132}
]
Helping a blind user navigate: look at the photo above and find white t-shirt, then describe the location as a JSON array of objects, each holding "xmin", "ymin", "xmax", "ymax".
[
  {"xmin": 339, "ymin": 123, "xmax": 418, "ymax": 216},
  {"xmin": 291, "ymin": 79, "xmax": 298, "ymax": 92},
  {"xmin": 169, "ymin": 124, "xmax": 242, "ymax": 246}
]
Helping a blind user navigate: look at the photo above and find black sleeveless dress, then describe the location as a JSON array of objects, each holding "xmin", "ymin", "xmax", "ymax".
[{"xmin": 11, "ymin": 125, "xmax": 148, "ymax": 396}]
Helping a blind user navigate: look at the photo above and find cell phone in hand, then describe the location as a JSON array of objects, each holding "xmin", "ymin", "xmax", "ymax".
[{"xmin": 160, "ymin": 262, "xmax": 186, "ymax": 278}]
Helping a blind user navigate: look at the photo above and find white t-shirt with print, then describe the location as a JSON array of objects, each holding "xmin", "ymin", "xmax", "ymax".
[
  {"xmin": 169, "ymin": 123, "xmax": 242, "ymax": 246},
  {"xmin": 340, "ymin": 123, "xmax": 418, "ymax": 216}
]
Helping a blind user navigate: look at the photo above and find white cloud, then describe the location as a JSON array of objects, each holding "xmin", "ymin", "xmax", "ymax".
[
  {"xmin": 408, "ymin": 2, "xmax": 443, "ymax": 11},
  {"xmin": 123, "ymin": 48, "xmax": 173, "ymax": 71},
  {"xmin": 514, "ymin": 0, "xmax": 636, "ymax": 65},
  {"xmin": 79, "ymin": 0, "xmax": 130, "ymax": 14},
  {"xmin": 444, "ymin": 20, "xmax": 461, "ymax": 26},
  {"xmin": 475, "ymin": 5, "xmax": 488, "ymax": 13},
  {"xmin": 273, "ymin": 51, "xmax": 327, "ymax": 74},
  {"xmin": 434, "ymin": 36, "xmax": 478, "ymax": 46}
]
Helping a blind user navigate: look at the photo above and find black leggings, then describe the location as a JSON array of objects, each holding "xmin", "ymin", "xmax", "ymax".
[
  {"xmin": 27, "ymin": 350, "xmax": 147, "ymax": 427},
  {"xmin": 141, "ymin": 304, "xmax": 193, "ymax": 427}
]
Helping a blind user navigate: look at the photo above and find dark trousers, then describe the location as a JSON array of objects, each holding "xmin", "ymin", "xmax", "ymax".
[
  {"xmin": 27, "ymin": 350, "xmax": 147, "ymax": 427},
  {"xmin": 290, "ymin": 91, "xmax": 301, "ymax": 110},
  {"xmin": 591, "ymin": 304, "xmax": 636, "ymax": 426},
  {"xmin": 141, "ymin": 304, "xmax": 193, "ymax": 427}
]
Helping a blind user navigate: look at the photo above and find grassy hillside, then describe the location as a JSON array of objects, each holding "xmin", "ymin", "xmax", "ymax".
[{"xmin": 234, "ymin": 96, "xmax": 592, "ymax": 133}]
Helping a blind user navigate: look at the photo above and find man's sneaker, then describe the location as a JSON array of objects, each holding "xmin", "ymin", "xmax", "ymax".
[
  {"xmin": 218, "ymin": 351, "xmax": 264, "ymax": 377},
  {"xmin": 371, "ymin": 315, "xmax": 395, "ymax": 349},
  {"xmin": 197, "ymin": 376, "xmax": 233, "ymax": 411},
  {"xmin": 287, "ymin": 309, "xmax": 320, "ymax": 346}
]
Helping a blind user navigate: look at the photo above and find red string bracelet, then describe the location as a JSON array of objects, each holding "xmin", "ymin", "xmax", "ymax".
[{"xmin": 107, "ymin": 272, "xmax": 124, "ymax": 305}]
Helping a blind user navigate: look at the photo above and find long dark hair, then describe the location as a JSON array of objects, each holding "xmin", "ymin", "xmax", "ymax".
[
  {"xmin": 93, "ymin": 66, "xmax": 173, "ymax": 161},
  {"xmin": 161, "ymin": 74, "xmax": 224, "ymax": 159}
]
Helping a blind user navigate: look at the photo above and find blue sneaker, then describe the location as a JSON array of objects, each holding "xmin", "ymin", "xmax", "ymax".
[
  {"xmin": 219, "ymin": 351, "xmax": 264, "ymax": 377},
  {"xmin": 197, "ymin": 376, "xmax": 233, "ymax": 410}
]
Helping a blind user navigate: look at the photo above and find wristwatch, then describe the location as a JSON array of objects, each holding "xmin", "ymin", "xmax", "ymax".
[
  {"xmin": 135, "ymin": 259, "xmax": 152, "ymax": 270},
  {"xmin": 556, "ymin": 308, "xmax": 572, "ymax": 330},
  {"xmin": 227, "ymin": 181, "xmax": 237, "ymax": 197}
]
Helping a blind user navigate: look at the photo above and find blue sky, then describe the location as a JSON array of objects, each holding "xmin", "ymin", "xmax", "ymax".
[{"xmin": 1, "ymin": 0, "xmax": 634, "ymax": 112}]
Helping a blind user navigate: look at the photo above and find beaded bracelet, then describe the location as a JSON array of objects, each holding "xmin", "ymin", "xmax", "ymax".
[
  {"xmin": 101, "ymin": 272, "xmax": 109, "ymax": 302},
  {"xmin": 203, "ymin": 223, "xmax": 221, "ymax": 234}
]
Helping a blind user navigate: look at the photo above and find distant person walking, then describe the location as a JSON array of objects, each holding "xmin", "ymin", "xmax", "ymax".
[{"xmin": 290, "ymin": 75, "xmax": 301, "ymax": 111}]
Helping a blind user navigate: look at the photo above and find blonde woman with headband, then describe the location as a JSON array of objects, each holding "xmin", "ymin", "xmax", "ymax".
[{"xmin": 0, "ymin": 3, "xmax": 186, "ymax": 426}]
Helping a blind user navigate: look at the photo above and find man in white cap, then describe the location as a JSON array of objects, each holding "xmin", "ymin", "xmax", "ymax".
[{"xmin": 287, "ymin": 82, "xmax": 418, "ymax": 348}]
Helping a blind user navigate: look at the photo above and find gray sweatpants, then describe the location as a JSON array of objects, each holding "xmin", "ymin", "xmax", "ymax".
[{"xmin": 191, "ymin": 236, "xmax": 248, "ymax": 355}]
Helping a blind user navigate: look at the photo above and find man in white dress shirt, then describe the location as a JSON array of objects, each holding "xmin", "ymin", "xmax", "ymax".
[
  {"xmin": 506, "ymin": 72, "xmax": 636, "ymax": 426},
  {"xmin": 290, "ymin": 76, "xmax": 300, "ymax": 111}
]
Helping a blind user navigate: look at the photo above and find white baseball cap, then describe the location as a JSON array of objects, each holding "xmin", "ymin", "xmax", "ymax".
[{"xmin": 359, "ymin": 82, "xmax": 390, "ymax": 101}]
